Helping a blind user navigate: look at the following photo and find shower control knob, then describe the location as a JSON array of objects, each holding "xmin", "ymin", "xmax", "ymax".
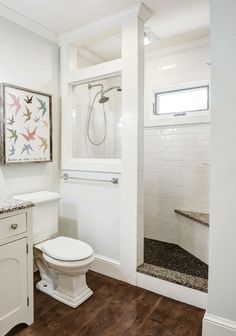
[{"xmin": 11, "ymin": 223, "xmax": 18, "ymax": 230}]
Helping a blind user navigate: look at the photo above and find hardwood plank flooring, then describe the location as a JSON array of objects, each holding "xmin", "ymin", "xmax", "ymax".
[{"xmin": 7, "ymin": 271, "xmax": 204, "ymax": 336}]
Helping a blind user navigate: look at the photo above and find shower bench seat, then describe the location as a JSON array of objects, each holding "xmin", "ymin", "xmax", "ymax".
[{"xmin": 174, "ymin": 209, "xmax": 209, "ymax": 226}]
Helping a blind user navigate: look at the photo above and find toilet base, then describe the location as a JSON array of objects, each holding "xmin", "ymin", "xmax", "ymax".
[{"xmin": 36, "ymin": 279, "xmax": 93, "ymax": 308}]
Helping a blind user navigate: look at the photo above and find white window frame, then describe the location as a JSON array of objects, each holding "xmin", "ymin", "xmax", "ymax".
[{"xmin": 146, "ymin": 81, "xmax": 210, "ymax": 127}]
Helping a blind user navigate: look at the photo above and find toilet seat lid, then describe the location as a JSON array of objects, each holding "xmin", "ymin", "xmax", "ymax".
[{"xmin": 41, "ymin": 236, "xmax": 94, "ymax": 261}]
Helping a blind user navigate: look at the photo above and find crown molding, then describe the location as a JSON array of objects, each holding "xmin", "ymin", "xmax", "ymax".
[
  {"xmin": 59, "ymin": 2, "xmax": 152, "ymax": 46},
  {"xmin": 0, "ymin": 3, "xmax": 58, "ymax": 43},
  {"xmin": 0, "ymin": 2, "xmax": 151, "ymax": 46}
]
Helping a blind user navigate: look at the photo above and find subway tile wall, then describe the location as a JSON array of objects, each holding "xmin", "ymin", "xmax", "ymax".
[{"xmin": 144, "ymin": 123, "xmax": 210, "ymax": 246}]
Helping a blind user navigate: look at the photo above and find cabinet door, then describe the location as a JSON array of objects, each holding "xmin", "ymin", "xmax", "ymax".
[{"xmin": 0, "ymin": 238, "xmax": 28, "ymax": 330}]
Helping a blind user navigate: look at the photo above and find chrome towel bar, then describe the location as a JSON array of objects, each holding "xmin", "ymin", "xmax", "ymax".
[{"xmin": 61, "ymin": 173, "xmax": 119, "ymax": 185}]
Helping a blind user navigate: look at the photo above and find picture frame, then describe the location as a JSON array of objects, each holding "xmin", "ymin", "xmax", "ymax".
[{"xmin": 0, "ymin": 83, "xmax": 52, "ymax": 164}]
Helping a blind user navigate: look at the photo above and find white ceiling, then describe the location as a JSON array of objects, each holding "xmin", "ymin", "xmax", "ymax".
[{"xmin": 0, "ymin": 0, "xmax": 209, "ymax": 39}]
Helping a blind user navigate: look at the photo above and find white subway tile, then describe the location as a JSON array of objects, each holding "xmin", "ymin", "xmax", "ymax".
[{"xmin": 144, "ymin": 123, "xmax": 210, "ymax": 247}]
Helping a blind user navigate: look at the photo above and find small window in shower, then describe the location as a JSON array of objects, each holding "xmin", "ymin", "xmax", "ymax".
[
  {"xmin": 71, "ymin": 75, "xmax": 122, "ymax": 159},
  {"xmin": 154, "ymin": 84, "xmax": 209, "ymax": 116}
]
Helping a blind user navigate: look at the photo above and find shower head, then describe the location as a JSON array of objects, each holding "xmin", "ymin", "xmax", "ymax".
[
  {"xmin": 98, "ymin": 85, "xmax": 122, "ymax": 103},
  {"xmin": 99, "ymin": 95, "xmax": 109, "ymax": 104}
]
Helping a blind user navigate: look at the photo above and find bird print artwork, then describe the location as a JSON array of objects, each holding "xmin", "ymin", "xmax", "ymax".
[
  {"xmin": 3, "ymin": 85, "xmax": 51, "ymax": 163},
  {"xmin": 21, "ymin": 126, "xmax": 37, "ymax": 141},
  {"xmin": 37, "ymin": 98, "xmax": 47, "ymax": 117},
  {"xmin": 33, "ymin": 116, "xmax": 40, "ymax": 123},
  {"xmin": 9, "ymin": 144, "xmax": 16, "ymax": 157},
  {"xmin": 38, "ymin": 135, "xmax": 48, "ymax": 154},
  {"xmin": 24, "ymin": 96, "xmax": 33, "ymax": 104},
  {"xmin": 7, "ymin": 115, "xmax": 15, "ymax": 126},
  {"xmin": 7, "ymin": 128, "xmax": 18, "ymax": 144},
  {"xmin": 23, "ymin": 106, "xmax": 32, "ymax": 122},
  {"xmin": 21, "ymin": 144, "xmax": 34, "ymax": 155},
  {"xmin": 7, "ymin": 92, "xmax": 21, "ymax": 115}
]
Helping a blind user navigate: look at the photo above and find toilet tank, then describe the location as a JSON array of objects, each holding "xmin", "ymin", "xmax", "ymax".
[{"xmin": 13, "ymin": 191, "xmax": 61, "ymax": 244}]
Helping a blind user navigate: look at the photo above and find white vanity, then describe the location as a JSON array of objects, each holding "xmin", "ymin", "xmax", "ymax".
[{"xmin": 0, "ymin": 199, "xmax": 34, "ymax": 336}]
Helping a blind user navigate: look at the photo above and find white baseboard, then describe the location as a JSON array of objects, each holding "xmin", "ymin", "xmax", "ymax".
[
  {"xmin": 137, "ymin": 272, "xmax": 207, "ymax": 309},
  {"xmin": 91, "ymin": 254, "xmax": 125, "ymax": 282},
  {"xmin": 203, "ymin": 313, "xmax": 236, "ymax": 336}
]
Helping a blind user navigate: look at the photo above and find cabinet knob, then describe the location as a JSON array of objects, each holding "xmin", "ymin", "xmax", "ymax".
[{"xmin": 11, "ymin": 223, "xmax": 18, "ymax": 230}]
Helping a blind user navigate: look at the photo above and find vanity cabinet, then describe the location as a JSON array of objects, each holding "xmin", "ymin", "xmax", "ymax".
[{"xmin": 0, "ymin": 208, "xmax": 33, "ymax": 336}]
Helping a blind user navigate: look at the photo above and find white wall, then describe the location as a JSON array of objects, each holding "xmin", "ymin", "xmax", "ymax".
[
  {"xmin": 203, "ymin": 1, "xmax": 236, "ymax": 335},
  {"xmin": 144, "ymin": 42, "xmax": 210, "ymax": 255},
  {"xmin": 0, "ymin": 16, "xmax": 60, "ymax": 197},
  {"xmin": 59, "ymin": 170, "xmax": 120, "ymax": 260}
]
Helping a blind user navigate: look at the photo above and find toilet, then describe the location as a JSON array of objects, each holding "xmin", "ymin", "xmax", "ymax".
[{"xmin": 13, "ymin": 191, "xmax": 95, "ymax": 308}]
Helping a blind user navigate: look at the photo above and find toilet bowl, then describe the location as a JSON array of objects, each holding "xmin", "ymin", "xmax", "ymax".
[
  {"xmin": 34, "ymin": 236, "xmax": 95, "ymax": 308},
  {"xmin": 13, "ymin": 191, "xmax": 95, "ymax": 308}
]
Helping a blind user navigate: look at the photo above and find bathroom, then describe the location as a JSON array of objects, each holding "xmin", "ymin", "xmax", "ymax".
[{"xmin": 0, "ymin": 1, "xmax": 236, "ymax": 336}]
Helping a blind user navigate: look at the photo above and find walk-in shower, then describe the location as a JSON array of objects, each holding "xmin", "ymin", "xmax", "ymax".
[
  {"xmin": 72, "ymin": 75, "xmax": 122, "ymax": 159},
  {"xmin": 87, "ymin": 83, "xmax": 122, "ymax": 146}
]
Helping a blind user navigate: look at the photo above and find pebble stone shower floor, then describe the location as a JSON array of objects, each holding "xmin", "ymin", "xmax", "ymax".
[{"xmin": 137, "ymin": 238, "xmax": 208, "ymax": 292}]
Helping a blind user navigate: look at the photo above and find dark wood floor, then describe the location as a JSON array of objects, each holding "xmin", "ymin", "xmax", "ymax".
[{"xmin": 8, "ymin": 271, "xmax": 204, "ymax": 336}]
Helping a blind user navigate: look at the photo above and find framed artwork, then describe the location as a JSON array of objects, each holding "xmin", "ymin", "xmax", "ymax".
[{"xmin": 0, "ymin": 83, "xmax": 52, "ymax": 164}]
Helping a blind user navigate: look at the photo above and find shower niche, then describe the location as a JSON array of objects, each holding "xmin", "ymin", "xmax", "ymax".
[{"xmin": 71, "ymin": 75, "xmax": 122, "ymax": 160}]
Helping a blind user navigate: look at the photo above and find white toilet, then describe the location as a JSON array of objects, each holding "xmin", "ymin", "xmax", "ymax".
[{"xmin": 13, "ymin": 191, "xmax": 95, "ymax": 308}]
